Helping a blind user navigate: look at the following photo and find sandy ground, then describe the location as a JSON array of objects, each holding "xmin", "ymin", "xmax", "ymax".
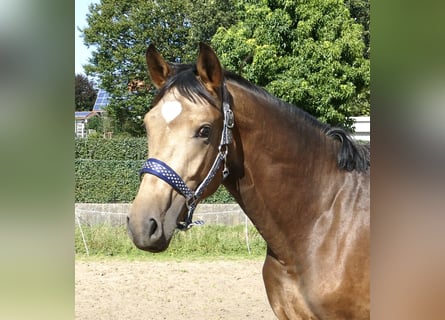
[{"xmin": 75, "ymin": 259, "xmax": 277, "ymax": 319}]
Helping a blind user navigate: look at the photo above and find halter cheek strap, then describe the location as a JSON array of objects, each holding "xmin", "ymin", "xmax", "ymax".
[{"xmin": 139, "ymin": 84, "xmax": 234, "ymax": 230}]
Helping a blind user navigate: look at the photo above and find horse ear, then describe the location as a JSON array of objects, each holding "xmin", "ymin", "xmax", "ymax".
[
  {"xmin": 145, "ymin": 44, "xmax": 171, "ymax": 89},
  {"xmin": 196, "ymin": 42, "xmax": 223, "ymax": 95}
]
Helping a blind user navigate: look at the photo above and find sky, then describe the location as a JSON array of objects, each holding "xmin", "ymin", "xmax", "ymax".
[{"xmin": 75, "ymin": 0, "xmax": 100, "ymax": 74}]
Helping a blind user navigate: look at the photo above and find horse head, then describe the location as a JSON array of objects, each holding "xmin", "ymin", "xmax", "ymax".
[{"xmin": 127, "ymin": 43, "xmax": 229, "ymax": 252}]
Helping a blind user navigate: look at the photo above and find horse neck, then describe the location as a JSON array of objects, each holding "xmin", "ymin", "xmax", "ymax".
[{"xmin": 223, "ymin": 81, "xmax": 343, "ymax": 259}]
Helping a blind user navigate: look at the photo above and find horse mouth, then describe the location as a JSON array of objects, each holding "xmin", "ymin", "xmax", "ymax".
[
  {"xmin": 135, "ymin": 240, "xmax": 169, "ymax": 253},
  {"xmin": 127, "ymin": 221, "xmax": 171, "ymax": 253},
  {"xmin": 127, "ymin": 199, "xmax": 187, "ymax": 253}
]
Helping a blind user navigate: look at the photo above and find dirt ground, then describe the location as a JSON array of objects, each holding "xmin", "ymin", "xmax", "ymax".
[{"xmin": 75, "ymin": 259, "xmax": 277, "ymax": 319}]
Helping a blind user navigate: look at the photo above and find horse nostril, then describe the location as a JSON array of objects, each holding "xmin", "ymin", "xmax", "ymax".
[{"xmin": 147, "ymin": 218, "xmax": 158, "ymax": 239}]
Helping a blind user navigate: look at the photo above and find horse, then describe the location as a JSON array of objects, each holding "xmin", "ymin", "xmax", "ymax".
[{"xmin": 127, "ymin": 43, "xmax": 370, "ymax": 319}]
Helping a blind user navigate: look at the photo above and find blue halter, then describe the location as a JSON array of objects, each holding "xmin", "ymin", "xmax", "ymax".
[
  {"xmin": 140, "ymin": 158, "xmax": 195, "ymax": 200},
  {"xmin": 139, "ymin": 87, "xmax": 234, "ymax": 230}
]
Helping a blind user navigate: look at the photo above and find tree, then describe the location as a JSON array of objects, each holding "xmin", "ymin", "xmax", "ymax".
[
  {"xmin": 344, "ymin": 0, "xmax": 370, "ymax": 58},
  {"xmin": 81, "ymin": 0, "xmax": 369, "ymax": 132},
  {"xmin": 75, "ymin": 73, "xmax": 97, "ymax": 111},
  {"xmin": 183, "ymin": 1, "xmax": 238, "ymax": 55},
  {"xmin": 211, "ymin": 0, "xmax": 370, "ymax": 127},
  {"xmin": 85, "ymin": 115, "xmax": 103, "ymax": 133},
  {"xmin": 81, "ymin": 0, "xmax": 188, "ymax": 135},
  {"xmin": 80, "ymin": 0, "xmax": 237, "ymax": 136}
]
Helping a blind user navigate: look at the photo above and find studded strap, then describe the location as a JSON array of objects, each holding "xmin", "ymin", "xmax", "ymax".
[{"xmin": 140, "ymin": 158, "xmax": 194, "ymax": 200}]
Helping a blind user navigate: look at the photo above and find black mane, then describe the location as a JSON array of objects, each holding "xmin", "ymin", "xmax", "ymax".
[
  {"xmin": 224, "ymin": 71, "xmax": 370, "ymax": 173},
  {"xmin": 325, "ymin": 127, "xmax": 370, "ymax": 172},
  {"xmin": 153, "ymin": 63, "xmax": 370, "ymax": 173}
]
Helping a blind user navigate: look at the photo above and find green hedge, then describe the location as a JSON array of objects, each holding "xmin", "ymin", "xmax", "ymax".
[
  {"xmin": 75, "ymin": 137, "xmax": 147, "ymax": 160},
  {"xmin": 75, "ymin": 137, "xmax": 234, "ymax": 203},
  {"xmin": 75, "ymin": 159, "xmax": 143, "ymax": 202}
]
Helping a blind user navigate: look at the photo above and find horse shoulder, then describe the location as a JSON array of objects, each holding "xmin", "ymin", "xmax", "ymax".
[
  {"xmin": 304, "ymin": 171, "xmax": 370, "ymax": 318},
  {"xmin": 262, "ymin": 252, "xmax": 318, "ymax": 319}
]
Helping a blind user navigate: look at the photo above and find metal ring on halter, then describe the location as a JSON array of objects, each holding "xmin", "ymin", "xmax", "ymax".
[
  {"xmin": 218, "ymin": 144, "xmax": 228, "ymax": 156},
  {"xmin": 185, "ymin": 195, "xmax": 198, "ymax": 210}
]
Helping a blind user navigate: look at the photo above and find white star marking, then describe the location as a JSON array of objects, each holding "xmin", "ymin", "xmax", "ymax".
[{"xmin": 161, "ymin": 100, "xmax": 183, "ymax": 124}]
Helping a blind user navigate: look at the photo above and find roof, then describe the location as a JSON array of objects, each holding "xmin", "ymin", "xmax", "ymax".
[
  {"xmin": 92, "ymin": 89, "xmax": 111, "ymax": 111},
  {"xmin": 75, "ymin": 111, "xmax": 98, "ymax": 120},
  {"xmin": 75, "ymin": 89, "xmax": 111, "ymax": 120}
]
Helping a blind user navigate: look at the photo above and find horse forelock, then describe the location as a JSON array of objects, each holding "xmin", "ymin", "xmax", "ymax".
[{"xmin": 152, "ymin": 63, "xmax": 218, "ymax": 108}]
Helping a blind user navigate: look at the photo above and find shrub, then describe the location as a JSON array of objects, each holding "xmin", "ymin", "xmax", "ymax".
[
  {"xmin": 75, "ymin": 137, "xmax": 147, "ymax": 160},
  {"xmin": 75, "ymin": 159, "xmax": 143, "ymax": 202},
  {"xmin": 75, "ymin": 137, "xmax": 234, "ymax": 203}
]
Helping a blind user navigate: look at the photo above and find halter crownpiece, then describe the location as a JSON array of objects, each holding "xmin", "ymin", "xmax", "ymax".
[{"xmin": 139, "ymin": 82, "xmax": 234, "ymax": 230}]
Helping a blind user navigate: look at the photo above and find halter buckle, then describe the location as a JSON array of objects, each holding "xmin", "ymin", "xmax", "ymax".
[{"xmin": 224, "ymin": 104, "xmax": 234, "ymax": 129}]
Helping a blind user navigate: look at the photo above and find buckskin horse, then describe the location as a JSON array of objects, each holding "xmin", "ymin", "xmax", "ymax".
[{"xmin": 127, "ymin": 43, "xmax": 370, "ymax": 319}]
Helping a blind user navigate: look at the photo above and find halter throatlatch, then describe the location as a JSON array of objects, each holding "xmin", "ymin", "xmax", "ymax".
[{"xmin": 139, "ymin": 83, "xmax": 234, "ymax": 230}]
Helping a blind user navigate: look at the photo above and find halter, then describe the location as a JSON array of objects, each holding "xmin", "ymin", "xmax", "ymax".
[{"xmin": 139, "ymin": 83, "xmax": 234, "ymax": 230}]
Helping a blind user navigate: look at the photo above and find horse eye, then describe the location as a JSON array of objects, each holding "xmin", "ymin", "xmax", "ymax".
[{"xmin": 197, "ymin": 126, "xmax": 211, "ymax": 139}]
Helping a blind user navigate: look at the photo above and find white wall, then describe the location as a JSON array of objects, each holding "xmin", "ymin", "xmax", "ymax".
[{"xmin": 351, "ymin": 116, "xmax": 370, "ymax": 141}]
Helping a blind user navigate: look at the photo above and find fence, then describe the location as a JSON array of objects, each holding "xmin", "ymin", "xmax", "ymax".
[{"xmin": 75, "ymin": 203, "xmax": 251, "ymax": 226}]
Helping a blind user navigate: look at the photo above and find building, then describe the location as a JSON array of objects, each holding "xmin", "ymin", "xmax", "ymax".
[{"xmin": 75, "ymin": 89, "xmax": 110, "ymax": 138}]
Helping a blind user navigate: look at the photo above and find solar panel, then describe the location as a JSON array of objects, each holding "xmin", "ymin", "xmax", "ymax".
[
  {"xmin": 92, "ymin": 89, "xmax": 111, "ymax": 111},
  {"xmin": 75, "ymin": 111, "xmax": 93, "ymax": 119}
]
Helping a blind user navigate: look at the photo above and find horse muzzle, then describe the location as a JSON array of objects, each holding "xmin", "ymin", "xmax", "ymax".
[
  {"xmin": 127, "ymin": 215, "xmax": 169, "ymax": 252},
  {"xmin": 127, "ymin": 196, "xmax": 186, "ymax": 252}
]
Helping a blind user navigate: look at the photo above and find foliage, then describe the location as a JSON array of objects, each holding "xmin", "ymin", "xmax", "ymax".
[
  {"xmin": 182, "ymin": 0, "xmax": 238, "ymax": 54},
  {"xmin": 75, "ymin": 73, "xmax": 97, "ymax": 111},
  {"xmin": 202, "ymin": 187, "xmax": 235, "ymax": 204},
  {"xmin": 75, "ymin": 137, "xmax": 147, "ymax": 160},
  {"xmin": 81, "ymin": 0, "xmax": 237, "ymax": 136},
  {"xmin": 75, "ymin": 224, "xmax": 266, "ymax": 259},
  {"xmin": 85, "ymin": 115, "xmax": 103, "ymax": 133},
  {"xmin": 75, "ymin": 137, "xmax": 234, "ymax": 203},
  {"xmin": 75, "ymin": 158, "xmax": 143, "ymax": 202},
  {"xmin": 75, "ymin": 137, "xmax": 145, "ymax": 202},
  {"xmin": 344, "ymin": 0, "xmax": 370, "ymax": 58},
  {"xmin": 211, "ymin": 0, "xmax": 370, "ymax": 127},
  {"xmin": 81, "ymin": 0, "xmax": 369, "ymax": 132}
]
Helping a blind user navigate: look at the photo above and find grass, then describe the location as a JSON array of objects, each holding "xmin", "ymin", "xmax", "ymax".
[{"xmin": 75, "ymin": 224, "xmax": 267, "ymax": 260}]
